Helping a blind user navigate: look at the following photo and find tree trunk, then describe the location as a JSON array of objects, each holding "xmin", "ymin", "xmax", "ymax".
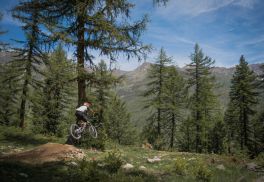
[
  {"xmin": 19, "ymin": 44, "xmax": 33, "ymax": 128},
  {"xmin": 19, "ymin": 10, "xmax": 38, "ymax": 128},
  {"xmin": 77, "ymin": 14, "xmax": 86, "ymax": 105},
  {"xmin": 170, "ymin": 113, "xmax": 175, "ymax": 149}
]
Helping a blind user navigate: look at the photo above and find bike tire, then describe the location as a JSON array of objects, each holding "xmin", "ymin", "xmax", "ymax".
[
  {"xmin": 88, "ymin": 125, "xmax": 98, "ymax": 138},
  {"xmin": 70, "ymin": 124, "xmax": 82, "ymax": 140}
]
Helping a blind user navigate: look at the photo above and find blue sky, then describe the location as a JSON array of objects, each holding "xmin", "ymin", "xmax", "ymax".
[{"xmin": 1, "ymin": 0, "xmax": 264, "ymax": 70}]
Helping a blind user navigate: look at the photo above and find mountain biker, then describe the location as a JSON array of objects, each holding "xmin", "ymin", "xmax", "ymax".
[{"xmin": 75, "ymin": 102, "xmax": 94, "ymax": 125}]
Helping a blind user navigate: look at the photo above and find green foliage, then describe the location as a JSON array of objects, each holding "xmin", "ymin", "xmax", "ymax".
[
  {"xmin": 104, "ymin": 149, "xmax": 123, "ymax": 173},
  {"xmin": 162, "ymin": 66, "xmax": 187, "ymax": 149},
  {"xmin": 208, "ymin": 117, "xmax": 226, "ymax": 154},
  {"xmin": 31, "ymin": 44, "xmax": 75, "ymax": 136},
  {"xmin": 105, "ymin": 96, "xmax": 138, "ymax": 145},
  {"xmin": 0, "ymin": 62, "xmax": 19, "ymax": 125},
  {"xmin": 227, "ymin": 55, "xmax": 259, "ymax": 152},
  {"xmin": 172, "ymin": 158, "xmax": 188, "ymax": 175},
  {"xmin": 186, "ymin": 43, "xmax": 219, "ymax": 153},
  {"xmin": 41, "ymin": 0, "xmax": 150, "ymax": 103},
  {"xmin": 11, "ymin": 0, "xmax": 49, "ymax": 128},
  {"xmin": 142, "ymin": 48, "xmax": 173, "ymax": 148},
  {"xmin": 194, "ymin": 162, "xmax": 212, "ymax": 182}
]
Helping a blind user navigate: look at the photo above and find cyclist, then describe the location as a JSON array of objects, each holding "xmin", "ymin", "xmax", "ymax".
[{"xmin": 75, "ymin": 102, "xmax": 94, "ymax": 126}]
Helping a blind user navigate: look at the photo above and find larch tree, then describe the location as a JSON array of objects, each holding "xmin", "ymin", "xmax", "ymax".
[
  {"xmin": 42, "ymin": 0, "xmax": 149, "ymax": 105},
  {"xmin": 11, "ymin": 0, "xmax": 49, "ymax": 128},
  {"xmin": 105, "ymin": 95, "xmax": 137, "ymax": 145},
  {"xmin": 229, "ymin": 55, "xmax": 258, "ymax": 150},
  {"xmin": 186, "ymin": 43, "xmax": 217, "ymax": 153},
  {"xmin": 162, "ymin": 66, "xmax": 186, "ymax": 149},
  {"xmin": 32, "ymin": 44, "xmax": 75, "ymax": 135},
  {"xmin": 143, "ymin": 48, "xmax": 172, "ymax": 148}
]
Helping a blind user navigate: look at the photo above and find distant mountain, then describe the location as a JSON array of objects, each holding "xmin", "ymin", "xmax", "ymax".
[
  {"xmin": 114, "ymin": 62, "xmax": 264, "ymax": 129},
  {"xmin": 0, "ymin": 51, "xmax": 16, "ymax": 64}
]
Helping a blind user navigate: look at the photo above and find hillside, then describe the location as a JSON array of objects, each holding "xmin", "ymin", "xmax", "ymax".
[
  {"xmin": 0, "ymin": 126, "xmax": 263, "ymax": 182},
  {"xmin": 114, "ymin": 62, "xmax": 263, "ymax": 129}
]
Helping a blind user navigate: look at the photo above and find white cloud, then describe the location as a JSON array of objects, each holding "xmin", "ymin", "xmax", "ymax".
[{"xmin": 156, "ymin": 0, "xmax": 257, "ymax": 18}]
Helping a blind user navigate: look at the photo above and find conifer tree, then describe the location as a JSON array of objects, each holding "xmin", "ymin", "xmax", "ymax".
[
  {"xmin": 11, "ymin": 0, "xmax": 48, "ymax": 128},
  {"xmin": 32, "ymin": 44, "xmax": 75, "ymax": 135},
  {"xmin": 162, "ymin": 66, "xmax": 186, "ymax": 149},
  {"xmin": 105, "ymin": 95, "xmax": 137, "ymax": 145},
  {"xmin": 91, "ymin": 60, "xmax": 120, "ymax": 124},
  {"xmin": 251, "ymin": 111, "xmax": 264, "ymax": 156},
  {"xmin": 78, "ymin": 60, "xmax": 120, "ymax": 149},
  {"xmin": 178, "ymin": 117, "xmax": 195, "ymax": 152},
  {"xmin": 224, "ymin": 101, "xmax": 239, "ymax": 154},
  {"xmin": 208, "ymin": 115, "xmax": 226, "ymax": 154},
  {"xmin": 0, "ymin": 62, "xmax": 20, "ymax": 125},
  {"xmin": 42, "ymin": 0, "xmax": 149, "ymax": 105},
  {"xmin": 229, "ymin": 55, "xmax": 258, "ymax": 150},
  {"xmin": 143, "ymin": 48, "xmax": 172, "ymax": 147},
  {"xmin": 186, "ymin": 43, "xmax": 217, "ymax": 153}
]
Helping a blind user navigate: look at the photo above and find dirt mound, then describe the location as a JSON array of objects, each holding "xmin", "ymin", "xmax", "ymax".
[{"xmin": 0, "ymin": 143, "xmax": 85, "ymax": 164}]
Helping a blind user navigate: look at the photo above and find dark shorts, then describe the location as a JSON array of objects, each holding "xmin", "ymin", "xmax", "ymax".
[{"xmin": 75, "ymin": 111, "xmax": 88, "ymax": 122}]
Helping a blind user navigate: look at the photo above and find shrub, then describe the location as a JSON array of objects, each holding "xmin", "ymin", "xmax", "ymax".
[
  {"xmin": 172, "ymin": 158, "xmax": 188, "ymax": 175},
  {"xmin": 194, "ymin": 161, "xmax": 212, "ymax": 182},
  {"xmin": 104, "ymin": 149, "xmax": 123, "ymax": 173}
]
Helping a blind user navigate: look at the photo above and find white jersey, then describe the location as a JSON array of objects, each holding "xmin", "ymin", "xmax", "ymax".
[{"xmin": 76, "ymin": 105, "xmax": 88, "ymax": 112}]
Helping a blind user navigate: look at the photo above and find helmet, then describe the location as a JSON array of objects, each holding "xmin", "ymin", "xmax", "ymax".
[{"xmin": 83, "ymin": 102, "xmax": 92, "ymax": 106}]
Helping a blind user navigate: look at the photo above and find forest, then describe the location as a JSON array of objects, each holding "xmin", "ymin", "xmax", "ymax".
[{"xmin": 0, "ymin": 0, "xmax": 263, "ymax": 181}]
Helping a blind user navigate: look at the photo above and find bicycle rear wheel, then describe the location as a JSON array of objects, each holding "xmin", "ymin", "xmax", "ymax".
[
  {"xmin": 88, "ymin": 125, "xmax": 98, "ymax": 138},
  {"xmin": 70, "ymin": 124, "xmax": 82, "ymax": 140}
]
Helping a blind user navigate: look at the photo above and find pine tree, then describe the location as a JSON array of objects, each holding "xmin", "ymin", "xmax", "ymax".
[
  {"xmin": 143, "ymin": 48, "xmax": 172, "ymax": 148},
  {"xmin": 229, "ymin": 55, "xmax": 258, "ymax": 150},
  {"xmin": 78, "ymin": 60, "xmax": 120, "ymax": 149},
  {"xmin": 224, "ymin": 101, "xmax": 239, "ymax": 154},
  {"xmin": 105, "ymin": 95, "xmax": 137, "ymax": 145},
  {"xmin": 42, "ymin": 0, "xmax": 149, "ymax": 105},
  {"xmin": 91, "ymin": 60, "xmax": 120, "ymax": 125},
  {"xmin": 178, "ymin": 117, "xmax": 195, "ymax": 152},
  {"xmin": 32, "ymin": 44, "xmax": 75, "ymax": 135},
  {"xmin": 0, "ymin": 62, "xmax": 20, "ymax": 125},
  {"xmin": 208, "ymin": 115, "xmax": 226, "ymax": 154},
  {"xmin": 186, "ymin": 43, "xmax": 217, "ymax": 153},
  {"xmin": 162, "ymin": 66, "xmax": 187, "ymax": 149},
  {"xmin": 251, "ymin": 111, "xmax": 264, "ymax": 156},
  {"xmin": 11, "ymin": 0, "xmax": 49, "ymax": 128}
]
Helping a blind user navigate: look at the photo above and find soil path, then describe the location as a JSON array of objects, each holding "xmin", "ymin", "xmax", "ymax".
[{"xmin": 0, "ymin": 143, "xmax": 84, "ymax": 164}]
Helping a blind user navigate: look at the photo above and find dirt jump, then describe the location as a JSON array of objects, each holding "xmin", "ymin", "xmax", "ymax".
[{"xmin": 0, "ymin": 143, "xmax": 85, "ymax": 165}]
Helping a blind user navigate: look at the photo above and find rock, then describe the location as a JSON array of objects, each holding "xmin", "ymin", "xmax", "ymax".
[
  {"xmin": 139, "ymin": 166, "xmax": 146, "ymax": 170},
  {"xmin": 187, "ymin": 157, "xmax": 196, "ymax": 161},
  {"xmin": 122, "ymin": 163, "xmax": 134, "ymax": 170},
  {"xmin": 147, "ymin": 156, "xmax": 161, "ymax": 163},
  {"xmin": 216, "ymin": 164, "xmax": 225, "ymax": 170},
  {"xmin": 19, "ymin": 173, "xmax": 28, "ymax": 178},
  {"xmin": 142, "ymin": 143, "xmax": 153, "ymax": 150},
  {"xmin": 69, "ymin": 161, "xmax": 78, "ymax": 166},
  {"xmin": 246, "ymin": 162, "xmax": 258, "ymax": 171}
]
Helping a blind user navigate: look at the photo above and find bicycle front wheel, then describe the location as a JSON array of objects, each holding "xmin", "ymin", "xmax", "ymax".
[
  {"xmin": 70, "ymin": 124, "xmax": 82, "ymax": 140},
  {"xmin": 88, "ymin": 125, "xmax": 98, "ymax": 138}
]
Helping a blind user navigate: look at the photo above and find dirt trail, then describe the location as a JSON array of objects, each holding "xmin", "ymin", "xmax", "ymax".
[{"xmin": 0, "ymin": 143, "xmax": 85, "ymax": 164}]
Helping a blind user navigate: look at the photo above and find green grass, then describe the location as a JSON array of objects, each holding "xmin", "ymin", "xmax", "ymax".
[{"xmin": 0, "ymin": 126, "xmax": 263, "ymax": 182}]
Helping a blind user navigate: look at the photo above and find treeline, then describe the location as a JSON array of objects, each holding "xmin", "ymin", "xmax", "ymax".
[
  {"xmin": 0, "ymin": 0, "xmax": 263, "ymax": 157},
  {"xmin": 142, "ymin": 45, "xmax": 264, "ymax": 157},
  {"xmin": 0, "ymin": 0, "xmax": 149, "ymax": 148}
]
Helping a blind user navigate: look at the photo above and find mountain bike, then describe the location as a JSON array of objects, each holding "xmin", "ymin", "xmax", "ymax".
[{"xmin": 69, "ymin": 121, "xmax": 97, "ymax": 140}]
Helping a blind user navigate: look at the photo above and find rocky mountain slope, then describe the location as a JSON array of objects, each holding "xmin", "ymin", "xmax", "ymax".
[{"xmin": 114, "ymin": 62, "xmax": 263, "ymax": 129}]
